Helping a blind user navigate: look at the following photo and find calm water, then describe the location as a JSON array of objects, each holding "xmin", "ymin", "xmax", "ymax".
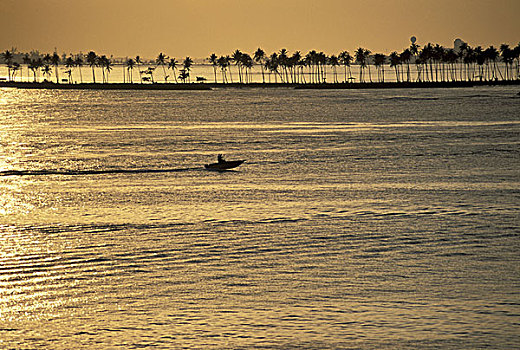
[{"xmin": 0, "ymin": 86, "xmax": 519, "ymax": 349}]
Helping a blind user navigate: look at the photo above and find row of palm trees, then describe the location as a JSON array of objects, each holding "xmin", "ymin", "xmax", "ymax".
[{"xmin": 2, "ymin": 41, "xmax": 519, "ymax": 84}]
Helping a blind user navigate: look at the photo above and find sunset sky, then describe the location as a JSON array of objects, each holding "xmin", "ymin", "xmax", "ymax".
[{"xmin": 1, "ymin": 0, "xmax": 519, "ymax": 59}]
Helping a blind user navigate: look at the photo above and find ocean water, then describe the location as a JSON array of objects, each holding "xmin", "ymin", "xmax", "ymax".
[{"xmin": 0, "ymin": 86, "xmax": 519, "ymax": 349}]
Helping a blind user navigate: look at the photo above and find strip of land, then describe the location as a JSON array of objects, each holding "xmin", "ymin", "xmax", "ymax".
[{"xmin": 0, "ymin": 80, "xmax": 519, "ymax": 91}]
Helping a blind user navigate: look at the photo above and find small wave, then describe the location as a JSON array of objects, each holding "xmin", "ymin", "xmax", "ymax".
[
  {"xmin": 385, "ymin": 96, "xmax": 439, "ymax": 101},
  {"xmin": 0, "ymin": 167, "xmax": 200, "ymax": 177},
  {"xmin": 462, "ymin": 94, "xmax": 495, "ymax": 98}
]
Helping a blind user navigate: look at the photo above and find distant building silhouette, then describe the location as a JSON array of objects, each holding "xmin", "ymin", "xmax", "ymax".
[{"xmin": 454, "ymin": 38, "xmax": 466, "ymax": 53}]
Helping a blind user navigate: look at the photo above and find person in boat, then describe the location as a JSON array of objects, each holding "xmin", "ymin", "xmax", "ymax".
[{"xmin": 217, "ymin": 154, "xmax": 225, "ymax": 163}]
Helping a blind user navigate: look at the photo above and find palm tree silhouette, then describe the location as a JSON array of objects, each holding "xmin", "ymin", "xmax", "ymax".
[
  {"xmin": 22, "ymin": 54, "xmax": 31, "ymax": 82},
  {"xmin": 1, "ymin": 50, "xmax": 14, "ymax": 81},
  {"xmin": 98, "ymin": 55, "xmax": 107, "ymax": 83},
  {"xmin": 156, "ymin": 53, "xmax": 168, "ymax": 82},
  {"xmin": 208, "ymin": 53, "xmax": 218, "ymax": 83},
  {"xmin": 242, "ymin": 53, "xmax": 253, "ymax": 83},
  {"xmin": 400, "ymin": 49, "xmax": 412, "ymax": 82},
  {"xmin": 135, "ymin": 56, "xmax": 143, "ymax": 83},
  {"xmin": 75, "ymin": 54, "xmax": 84, "ymax": 83},
  {"xmin": 42, "ymin": 64, "xmax": 52, "ymax": 81},
  {"xmin": 51, "ymin": 52, "xmax": 61, "ymax": 83},
  {"xmin": 11, "ymin": 62, "xmax": 21, "ymax": 81},
  {"xmin": 65, "ymin": 56, "xmax": 75, "ymax": 83},
  {"xmin": 178, "ymin": 68, "xmax": 189, "ymax": 83},
  {"xmin": 355, "ymin": 48, "xmax": 366, "ymax": 83},
  {"xmin": 126, "ymin": 58, "xmax": 135, "ymax": 83},
  {"xmin": 86, "ymin": 51, "xmax": 97, "ymax": 83},
  {"xmin": 104, "ymin": 57, "xmax": 112, "ymax": 82},
  {"xmin": 231, "ymin": 50, "xmax": 244, "ymax": 83},
  {"xmin": 328, "ymin": 55, "xmax": 339, "ymax": 83},
  {"xmin": 364, "ymin": 49, "xmax": 373, "ymax": 83},
  {"xmin": 373, "ymin": 53, "xmax": 386, "ymax": 82},
  {"xmin": 389, "ymin": 52, "xmax": 400, "ymax": 82},
  {"xmin": 254, "ymin": 48, "xmax": 266, "ymax": 83},
  {"xmin": 183, "ymin": 57, "xmax": 193, "ymax": 83},
  {"xmin": 512, "ymin": 42, "xmax": 520, "ymax": 80},
  {"xmin": 217, "ymin": 56, "xmax": 229, "ymax": 83},
  {"xmin": 290, "ymin": 51, "xmax": 302, "ymax": 83},
  {"xmin": 338, "ymin": 51, "xmax": 352, "ymax": 83},
  {"xmin": 168, "ymin": 58, "xmax": 178, "ymax": 83},
  {"xmin": 278, "ymin": 49, "xmax": 290, "ymax": 83},
  {"xmin": 444, "ymin": 49, "xmax": 458, "ymax": 81},
  {"xmin": 500, "ymin": 44, "xmax": 514, "ymax": 80},
  {"xmin": 28, "ymin": 58, "xmax": 41, "ymax": 82}
]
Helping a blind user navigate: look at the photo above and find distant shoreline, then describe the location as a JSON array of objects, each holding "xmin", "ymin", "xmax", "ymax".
[{"xmin": 0, "ymin": 80, "xmax": 519, "ymax": 91}]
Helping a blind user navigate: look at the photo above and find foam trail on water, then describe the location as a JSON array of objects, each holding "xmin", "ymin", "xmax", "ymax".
[{"xmin": 0, "ymin": 167, "xmax": 202, "ymax": 177}]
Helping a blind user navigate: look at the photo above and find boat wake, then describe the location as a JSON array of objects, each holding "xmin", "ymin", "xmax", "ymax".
[{"xmin": 0, "ymin": 167, "xmax": 201, "ymax": 177}]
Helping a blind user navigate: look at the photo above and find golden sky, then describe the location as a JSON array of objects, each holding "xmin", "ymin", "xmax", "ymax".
[{"xmin": 1, "ymin": 0, "xmax": 519, "ymax": 58}]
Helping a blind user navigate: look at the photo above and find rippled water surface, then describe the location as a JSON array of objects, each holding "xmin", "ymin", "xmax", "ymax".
[{"xmin": 0, "ymin": 87, "xmax": 519, "ymax": 349}]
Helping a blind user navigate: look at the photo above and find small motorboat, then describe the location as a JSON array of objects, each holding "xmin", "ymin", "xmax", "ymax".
[{"xmin": 204, "ymin": 159, "xmax": 245, "ymax": 171}]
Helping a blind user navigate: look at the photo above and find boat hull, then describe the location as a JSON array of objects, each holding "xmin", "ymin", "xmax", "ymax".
[{"xmin": 204, "ymin": 160, "xmax": 245, "ymax": 171}]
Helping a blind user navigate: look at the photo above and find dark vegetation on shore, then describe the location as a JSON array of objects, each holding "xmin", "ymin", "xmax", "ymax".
[
  {"xmin": 1, "ymin": 39, "xmax": 519, "ymax": 88},
  {"xmin": 1, "ymin": 80, "xmax": 519, "ymax": 91}
]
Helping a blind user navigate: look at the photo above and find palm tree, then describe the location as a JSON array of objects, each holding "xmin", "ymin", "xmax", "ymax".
[
  {"xmin": 51, "ymin": 52, "xmax": 61, "ymax": 83},
  {"xmin": 389, "ymin": 52, "xmax": 400, "ymax": 82},
  {"xmin": 217, "ymin": 55, "xmax": 229, "ymax": 83},
  {"xmin": 178, "ymin": 68, "xmax": 189, "ymax": 83},
  {"xmin": 420, "ymin": 44, "xmax": 435, "ymax": 82},
  {"xmin": 65, "ymin": 56, "xmax": 75, "ymax": 83},
  {"xmin": 500, "ymin": 44, "xmax": 514, "ymax": 80},
  {"xmin": 410, "ymin": 42, "xmax": 420, "ymax": 58},
  {"xmin": 208, "ymin": 53, "xmax": 218, "ymax": 83},
  {"xmin": 267, "ymin": 53, "xmax": 280, "ymax": 83},
  {"xmin": 126, "ymin": 58, "xmax": 135, "ymax": 83},
  {"xmin": 474, "ymin": 46, "xmax": 485, "ymax": 81},
  {"xmin": 328, "ymin": 55, "xmax": 339, "ymax": 83},
  {"xmin": 104, "ymin": 57, "xmax": 112, "ymax": 82},
  {"xmin": 254, "ymin": 48, "xmax": 266, "ymax": 83},
  {"xmin": 373, "ymin": 53, "xmax": 386, "ymax": 82},
  {"xmin": 317, "ymin": 52, "xmax": 328, "ymax": 83},
  {"xmin": 305, "ymin": 51, "xmax": 316, "ymax": 83},
  {"xmin": 276, "ymin": 49, "xmax": 286, "ymax": 82},
  {"xmin": 168, "ymin": 58, "xmax": 178, "ymax": 83},
  {"xmin": 42, "ymin": 64, "xmax": 52, "ymax": 81},
  {"xmin": 231, "ymin": 50, "xmax": 244, "ymax": 83},
  {"xmin": 513, "ymin": 43, "xmax": 520, "ymax": 80},
  {"xmin": 135, "ymin": 55, "xmax": 143, "ymax": 83},
  {"xmin": 444, "ymin": 49, "xmax": 458, "ymax": 81},
  {"xmin": 86, "ymin": 51, "xmax": 97, "ymax": 83},
  {"xmin": 432, "ymin": 44, "xmax": 445, "ymax": 82},
  {"xmin": 28, "ymin": 58, "xmax": 41, "ymax": 82},
  {"xmin": 183, "ymin": 56, "xmax": 193, "ymax": 83},
  {"xmin": 355, "ymin": 48, "xmax": 367, "ymax": 83},
  {"xmin": 142, "ymin": 67, "xmax": 155, "ymax": 83},
  {"xmin": 22, "ymin": 54, "xmax": 31, "ymax": 82},
  {"xmin": 297, "ymin": 56, "xmax": 307, "ymax": 84},
  {"xmin": 400, "ymin": 49, "xmax": 412, "ymax": 82},
  {"xmin": 338, "ymin": 51, "xmax": 353, "ymax": 83},
  {"xmin": 156, "ymin": 52, "xmax": 168, "ymax": 82},
  {"xmin": 462, "ymin": 45, "xmax": 476, "ymax": 82},
  {"xmin": 364, "ymin": 49, "xmax": 373, "ymax": 82},
  {"xmin": 1, "ymin": 50, "xmax": 14, "ymax": 81},
  {"xmin": 242, "ymin": 53, "xmax": 253, "ymax": 83},
  {"xmin": 11, "ymin": 63, "xmax": 21, "ymax": 81},
  {"xmin": 483, "ymin": 46, "xmax": 499, "ymax": 80},
  {"xmin": 75, "ymin": 54, "xmax": 84, "ymax": 83},
  {"xmin": 98, "ymin": 55, "xmax": 107, "ymax": 83},
  {"xmin": 290, "ymin": 51, "xmax": 302, "ymax": 83}
]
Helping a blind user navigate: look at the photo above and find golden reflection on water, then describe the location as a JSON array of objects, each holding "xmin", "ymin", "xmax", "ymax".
[{"xmin": 0, "ymin": 89, "xmax": 50, "ymax": 220}]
